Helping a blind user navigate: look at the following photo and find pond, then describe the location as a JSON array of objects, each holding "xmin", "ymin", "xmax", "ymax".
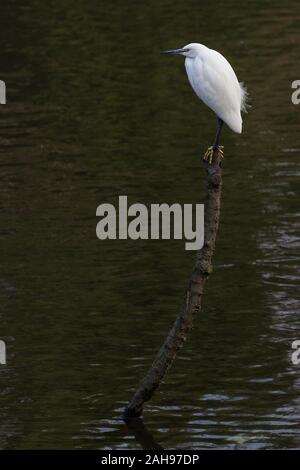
[{"xmin": 0, "ymin": 0, "xmax": 299, "ymax": 450}]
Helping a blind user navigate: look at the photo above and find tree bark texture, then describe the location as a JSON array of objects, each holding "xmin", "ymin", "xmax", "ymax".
[{"xmin": 124, "ymin": 156, "xmax": 222, "ymax": 418}]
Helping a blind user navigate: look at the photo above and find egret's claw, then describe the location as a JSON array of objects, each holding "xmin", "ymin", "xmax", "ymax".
[
  {"xmin": 203, "ymin": 145, "xmax": 224, "ymax": 164},
  {"xmin": 203, "ymin": 146, "xmax": 214, "ymax": 164}
]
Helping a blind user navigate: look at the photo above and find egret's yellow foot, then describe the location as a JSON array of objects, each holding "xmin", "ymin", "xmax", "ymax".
[{"xmin": 203, "ymin": 146, "xmax": 224, "ymax": 164}]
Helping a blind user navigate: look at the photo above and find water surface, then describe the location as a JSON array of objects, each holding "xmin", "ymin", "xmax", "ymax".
[{"xmin": 0, "ymin": 0, "xmax": 299, "ymax": 449}]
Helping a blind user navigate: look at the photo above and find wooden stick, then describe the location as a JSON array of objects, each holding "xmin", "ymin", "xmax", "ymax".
[{"xmin": 124, "ymin": 155, "xmax": 222, "ymax": 418}]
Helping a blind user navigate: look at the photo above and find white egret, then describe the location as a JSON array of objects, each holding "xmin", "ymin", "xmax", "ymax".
[{"xmin": 161, "ymin": 43, "xmax": 247, "ymax": 163}]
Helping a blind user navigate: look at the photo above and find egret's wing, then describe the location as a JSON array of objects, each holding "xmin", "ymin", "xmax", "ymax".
[{"xmin": 186, "ymin": 50, "xmax": 243, "ymax": 132}]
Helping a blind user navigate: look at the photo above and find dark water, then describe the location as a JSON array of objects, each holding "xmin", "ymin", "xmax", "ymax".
[{"xmin": 0, "ymin": 0, "xmax": 299, "ymax": 450}]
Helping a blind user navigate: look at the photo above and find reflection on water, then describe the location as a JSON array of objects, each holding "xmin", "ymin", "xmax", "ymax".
[
  {"xmin": 0, "ymin": 0, "xmax": 299, "ymax": 450},
  {"xmin": 125, "ymin": 417, "xmax": 163, "ymax": 450}
]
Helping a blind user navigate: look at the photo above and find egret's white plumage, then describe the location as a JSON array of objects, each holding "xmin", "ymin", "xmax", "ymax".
[
  {"xmin": 162, "ymin": 42, "xmax": 247, "ymax": 135},
  {"xmin": 184, "ymin": 43, "xmax": 245, "ymax": 133}
]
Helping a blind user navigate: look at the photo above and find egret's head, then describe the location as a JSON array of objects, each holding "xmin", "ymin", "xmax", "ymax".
[{"xmin": 161, "ymin": 43, "xmax": 204, "ymax": 59}]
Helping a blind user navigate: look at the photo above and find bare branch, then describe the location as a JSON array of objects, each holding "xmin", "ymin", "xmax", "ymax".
[{"xmin": 124, "ymin": 155, "xmax": 222, "ymax": 418}]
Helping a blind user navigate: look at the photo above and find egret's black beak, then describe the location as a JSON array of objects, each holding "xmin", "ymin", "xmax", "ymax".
[{"xmin": 161, "ymin": 48, "xmax": 186, "ymax": 55}]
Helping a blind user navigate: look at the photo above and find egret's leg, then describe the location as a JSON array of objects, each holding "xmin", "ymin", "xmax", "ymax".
[
  {"xmin": 213, "ymin": 118, "xmax": 224, "ymax": 149},
  {"xmin": 204, "ymin": 118, "xmax": 224, "ymax": 164}
]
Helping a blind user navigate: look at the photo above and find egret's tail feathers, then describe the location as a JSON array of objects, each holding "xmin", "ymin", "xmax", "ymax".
[
  {"xmin": 240, "ymin": 82, "xmax": 250, "ymax": 113},
  {"xmin": 230, "ymin": 119, "xmax": 242, "ymax": 134},
  {"xmin": 225, "ymin": 113, "xmax": 242, "ymax": 134}
]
